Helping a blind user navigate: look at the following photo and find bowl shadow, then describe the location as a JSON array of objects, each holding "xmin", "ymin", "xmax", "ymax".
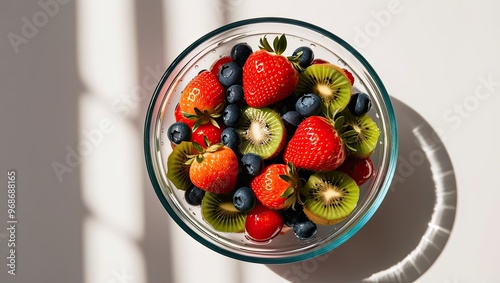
[{"xmin": 267, "ymin": 97, "xmax": 457, "ymax": 283}]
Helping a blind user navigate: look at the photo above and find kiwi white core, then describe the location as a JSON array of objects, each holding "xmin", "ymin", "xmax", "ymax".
[
  {"xmin": 316, "ymin": 84, "xmax": 334, "ymax": 99},
  {"xmin": 248, "ymin": 120, "xmax": 269, "ymax": 145},
  {"xmin": 322, "ymin": 186, "xmax": 343, "ymax": 203}
]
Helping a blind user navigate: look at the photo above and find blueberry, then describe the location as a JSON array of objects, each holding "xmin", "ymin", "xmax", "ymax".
[
  {"xmin": 292, "ymin": 46, "xmax": 315, "ymax": 69},
  {"xmin": 282, "ymin": 111, "xmax": 302, "ymax": 127},
  {"xmin": 221, "ymin": 127, "xmax": 241, "ymax": 152},
  {"xmin": 241, "ymin": 153, "xmax": 264, "ymax": 176},
  {"xmin": 185, "ymin": 185, "xmax": 205, "ymax": 206},
  {"xmin": 348, "ymin": 92, "xmax": 372, "ymax": 116},
  {"xmin": 231, "ymin": 43, "xmax": 253, "ymax": 67},
  {"xmin": 223, "ymin": 104, "xmax": 242, "ymax": 127},
  {"xmin": 295, "ymin": 93, "xmax": 321, "ymax": 117},
  {"xmin": 282, "ymin": 111, "xmax": 303, "ymax": 138},
  {"xmin": 218, "ymin": 62, "xmax": 243, "ymax": 87},
  {"xmin": 167, "ymin": 122, "xmax": 191, "ymax": 145},
  {"xmin": 233, "ymin": 186, "xmax": 256, "ymax": 213},
  {"xmin": 226, "ymin": 84, "xmax": 245, "ymax": 105},
  {"xmin": 293, "ymin": 221, "xmax": 318, "ymax": 240},
  {"xmin": 280, "ymin": 206, "xmax": 308, "ymax": 227}
]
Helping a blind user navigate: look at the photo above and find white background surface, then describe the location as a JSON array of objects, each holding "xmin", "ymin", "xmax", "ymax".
[{"xmin": 1, "ymin": 0, "xmax": 499, "ymax": 282}]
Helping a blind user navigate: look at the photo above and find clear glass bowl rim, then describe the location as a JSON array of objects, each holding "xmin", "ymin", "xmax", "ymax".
[{"xmin": 144, "ymin": 17, "xmax": 398, "ymax": 264}]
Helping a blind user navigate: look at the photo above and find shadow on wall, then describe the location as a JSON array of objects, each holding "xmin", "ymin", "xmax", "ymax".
[
  {"xmin": 267, "ymin": 97, "xmax": 457, "ymax": 283},
  {"xmin": 0, "ymin": 1, "xmax": 84, "ymax": 282}
]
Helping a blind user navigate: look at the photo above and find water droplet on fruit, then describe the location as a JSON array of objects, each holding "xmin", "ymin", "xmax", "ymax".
[
  {"xmin": 337, "ymin": 58, "xmax": 346, "ymax": 66},
  {"xmin": 309, "ymin": 43, "xmax": 316, "ymax": 49}
]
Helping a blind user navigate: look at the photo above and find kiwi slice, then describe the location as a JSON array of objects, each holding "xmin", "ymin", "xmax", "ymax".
[
  {"xmin": 167, "ymin": 141, "xmax": 195, "ymax": 191},
  {"xmin": 338, "ymin": 110, "xmax": 380, "ymax": 158},
  {"xmin": 301, "ymin": 171, "xmax": 359, "ymax": 225},
  {"xmin": 236, "ymin": 106, "xmax": 286, "ymax": 160},
  {"xmin": 295, "ymin": 63, "xmax": 352, "ymax": 113},
  {"xmin": 201, "ymin": 192, "xmax": 246, "ymax": 233}
]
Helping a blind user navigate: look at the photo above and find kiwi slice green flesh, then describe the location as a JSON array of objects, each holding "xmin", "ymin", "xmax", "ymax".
[
  {"xmin": 167, "ymin": 141, "xmax": 194, "ymax": 191},
  {"xmin": 302, "ymin": 171, "xmax": 359, "ymax": 225},
  {"xmin": 295, "ymin": 64, "xmax": 352, "ymax": 113},
  {"xmin": 338, "ymin": 110, "xmax": 380, "ymax": 158},
  {"xmin": 236, "ymin": 106, "xmax": 285, "ymax": 160},
  {"xmin": 201, "ymin": 192, "xmax": 246, "ymax": 233}
]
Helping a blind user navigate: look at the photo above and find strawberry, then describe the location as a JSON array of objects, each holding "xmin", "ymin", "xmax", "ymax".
[
  {"xmin": 245, "ymin": 205, "xmax": 284, "ymax": 242},
  {"xmin": 337, "ymin": 156, "xmax": 374, "ymax": 186},
  {"xmin": 210, "ymin": 56, "xmax": 233, "ymax": 77},
  {"xmin": 311, "ymin": 58, "xmax": 329, "ymax": 65},
  {"xmin": 188, "ymin": 143, "xmax": 238, "ymax": 194},
  {"xmin": 191, "ymin": 122, "xmax": 224, "ymax": 148},
  {"xmin": 242, "ymin": 34, "xmax": 300, "ymax": 108},
  {"xmin": 179, "ymin": 70, "xmax": 225, "ymax": 130},
  {"xmin": 250, "ymin": 162, "xmax": 299, "ymax": 210},
  {"xmin": 284, "ymin": 116, "xmax": 346, "ymax": 172},
  {"xmin": 343, "ymin": 68, "xmax": 355, "ymax": 86},
  {"xmin": 174, "ymin": 103, "xmax": 195, "ymax": 127}
]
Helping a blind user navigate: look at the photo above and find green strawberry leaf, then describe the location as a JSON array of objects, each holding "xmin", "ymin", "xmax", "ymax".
[
  {"xmin": 192, "ymin": 142, "xmax": 204, "ymax": 153},
  {"xmin": 259, "ymin": 35, "xmax": 274, "ymax": 53},
  {"xmin": 275, "ymin": 34, "xmax": 287, "ymax": 55},
  {"xmin": 279, "ymin": 174, "xmax": 292, "ymax": 183},
  {"xmin": 280, "ymin": 187, "xmax": 295, "ymax": 198},
  {"xmin": 209, "ymin": 117, "xmax": 220, "ymax": 129},
  {"xmin": 192, "ymin": 119, "xmax": 202, "ymax": 132},
  {"xmin": 259, "ymin": 34, "xmax": 288, "ymax": 55}
]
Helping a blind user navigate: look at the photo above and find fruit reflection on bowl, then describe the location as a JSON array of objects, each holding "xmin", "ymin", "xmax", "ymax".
[{"xmin": 144, "ymin": 17, "xmax": 398, "ymax": 264}]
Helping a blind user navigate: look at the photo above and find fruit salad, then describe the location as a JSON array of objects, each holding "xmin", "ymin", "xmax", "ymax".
[{"xmin": 166, "ymin": 34, "xmax": 380, "ymax": 243}]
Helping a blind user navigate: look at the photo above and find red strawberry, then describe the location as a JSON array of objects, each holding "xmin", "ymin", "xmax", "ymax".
[
  {"xmin": 284, "ymin": 116, "xmax": 346, "ymax": 172},
  {"xmin": 311, "ymin": 58, "xmax": 329, "ymax": 65},
  {"xmin": 191, "ymin": 122, "xmax": 224, "ymax": 148},
  {"xmin": 245, "ymin": 205, "xmax": 284, "ymax": 242},
  {"xmin": 343, "ymin": 68, "xmax": 355, "ymax": 86},
  {"xmin": 188, "ymin": 144, "xmax": 238, "ymax": 194},
  {"xmin": 337, "ymin": 156, "xmax": 374, "ymax": 186},
  {"xmin": 174, "ymin": 103, "xmax": 195, "ymax": 127},
  {"xmin": 210, "ymin": 56, "xmax": 233, "ymax": 77},
  {"xmin": 242, "ymin": 35, "xmax": 299, "ymax": 108},
  {"xmin": 179, "ymin": 70, "xmax": 225, "ymax": 130},
  {"xmin": 250, "ymin": 163, "xmax": 299, "ymax": 210}
]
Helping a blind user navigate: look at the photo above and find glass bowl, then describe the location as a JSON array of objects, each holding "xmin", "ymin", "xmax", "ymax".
[{"xmin": 144, "ymin": 17, "xmax": 398, "ymax": 264}]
